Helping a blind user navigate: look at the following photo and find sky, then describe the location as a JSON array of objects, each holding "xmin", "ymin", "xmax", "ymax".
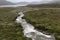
[
  {"xmin": 6, "ymin": 0, "xmax": 53, "ymax": 3},
  {"xmin": 0, "ymin": 0, "xmax": 60, "ymax": 5}
]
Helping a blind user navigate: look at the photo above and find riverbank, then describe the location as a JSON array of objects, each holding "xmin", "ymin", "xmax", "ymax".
[
  {"xmin": 0, "ymin": 7, "xmax": 34, "ymax": 40},
  {"xmin": 0, "ymin": 7, "xmax": 60, "ymax": 40},
  {"xmin": 24, "ymin": 8, "xmax": 60, "ymax": 40}
]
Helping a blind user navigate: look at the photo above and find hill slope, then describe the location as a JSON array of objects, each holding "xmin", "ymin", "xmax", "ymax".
[
  {"xmin": 24, "ymin": 9, "xmax": 60, "ymax": 40},
  {"xmin": 27, "ymin": 2, "xmax": 60, "ymax": 8},
  {"xmin": 0, "ymin": 0, "xmax": 15, "ymax": 5}
]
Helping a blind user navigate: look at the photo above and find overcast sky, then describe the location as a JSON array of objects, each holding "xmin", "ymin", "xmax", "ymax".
[
  {"xmin": 0, "ymin": 0, "xmax": 59, "ymax": 3},
  {"xmin": 6, "ymin": 0, "xmax": 53, "ymax": 3},
  {"xmin": 0, "ymin": 0, "xmax": 60, "ymax": 5}
]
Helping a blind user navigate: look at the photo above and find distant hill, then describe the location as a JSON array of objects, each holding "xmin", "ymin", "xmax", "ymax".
[
  {"xmin": 27, "ymin": 2, "xmax": 60, "ymax": 8},
  {"xmin": 0, "ymin": 0, "xmax": 15, "ymax": 5}
]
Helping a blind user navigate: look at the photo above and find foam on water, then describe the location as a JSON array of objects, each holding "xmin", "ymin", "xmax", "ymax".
[{"xmin": 16, "ymin": 12, "xmax": 55, "ymax": 40}]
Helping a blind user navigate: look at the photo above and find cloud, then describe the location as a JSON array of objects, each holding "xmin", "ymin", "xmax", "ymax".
[
  {"xmin": 0, "ymin": 0, "xmax": 60, "ymax": 5},
  {"xmin": 6, "ymin": 0, "xmax": 53, "ymax": 3}
]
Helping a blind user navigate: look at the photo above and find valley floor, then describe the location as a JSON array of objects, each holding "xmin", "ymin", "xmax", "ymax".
[{"xmin": 0, "ymin": 7, "xmax": 60, "ymax": 40}]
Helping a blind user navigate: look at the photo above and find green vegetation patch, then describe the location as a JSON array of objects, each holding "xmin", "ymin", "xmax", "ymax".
[
  {"xmin": 0, "ymin": 7, "xmax": 31, "ymax": 40},
  {"xmin": 24, "ymin": 9, "xmax": 60, "ymax": 40}
]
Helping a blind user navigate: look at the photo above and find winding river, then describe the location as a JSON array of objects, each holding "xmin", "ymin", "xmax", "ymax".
[{"xmin": 16, "ymin": 12, "xmax": 55, "ymax": 40}]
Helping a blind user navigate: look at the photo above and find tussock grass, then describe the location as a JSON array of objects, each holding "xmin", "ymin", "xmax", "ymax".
[{"xmin": 24, "ymin": 8, "xmax": 60, "ymax": 40}]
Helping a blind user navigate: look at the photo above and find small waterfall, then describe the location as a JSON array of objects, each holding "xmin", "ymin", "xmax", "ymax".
[{"xmin": 16, "ymin": 12, "xmax": 55, "ymax": 40}]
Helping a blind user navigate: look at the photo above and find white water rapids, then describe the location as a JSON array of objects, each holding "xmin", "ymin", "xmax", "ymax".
[{"xmin": 16, "ymin": 12, "xmax": 55, "ymax": 40}]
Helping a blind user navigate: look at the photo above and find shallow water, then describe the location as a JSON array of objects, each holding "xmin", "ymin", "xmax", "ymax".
[{"xmin": 16, "ymin": 12, "xmax": 55, "ymax": 40}]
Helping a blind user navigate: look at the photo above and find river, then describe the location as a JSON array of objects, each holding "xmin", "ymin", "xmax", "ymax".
[{"xmin": 16, "ymin": 12, "xmax": 55, "ymax": 40}]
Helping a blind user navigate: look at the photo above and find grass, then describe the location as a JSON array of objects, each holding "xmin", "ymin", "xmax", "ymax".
[
  {"xmin": 0, "ymin": 7, "xmax": 60, "ymax": 40},
  {"xmin": 24, "ymin": 8, "xmax": 60, "ymax": 40},
  {"xmin": 0, "ymin": 7, "xmax": 32, "ymax": 40}
]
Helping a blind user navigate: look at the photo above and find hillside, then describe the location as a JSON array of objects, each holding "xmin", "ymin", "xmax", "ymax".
[
  {"xmin": 0, "ymin": 7, "xmax": 34, "ymax": 40},
  {"xmin": 0, "ymin": 6, "xmax": 60, "ymax": 40},
  {"xmin": 27, "ymin": 3, "xmax": 60, "ymax": 8},
  {"xmin": 24, "ymin": 8, "xmax": 60, "ymax": 40},
  {"xmin": 0, "ymin": 0, "xmax": 15, "ymax": 5}
]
